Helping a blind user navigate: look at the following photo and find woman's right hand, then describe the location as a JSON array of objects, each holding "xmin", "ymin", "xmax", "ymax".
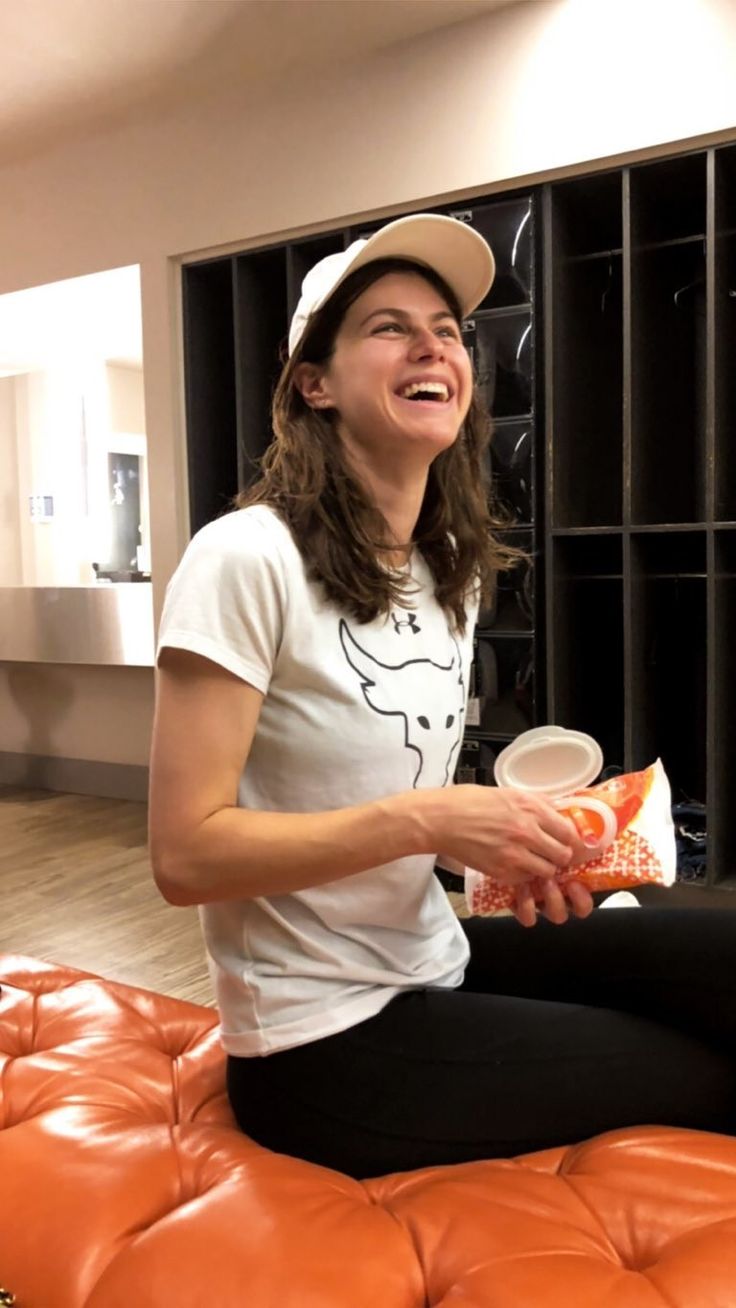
[{"xmin": 427, "ymin": 784, "xmax": 588, "ymax": 887}]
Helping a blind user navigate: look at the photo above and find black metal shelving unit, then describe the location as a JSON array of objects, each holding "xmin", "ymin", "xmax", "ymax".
[{"xmin": 182, "ymin": 140, "xmax": 736, "ymax": 891}]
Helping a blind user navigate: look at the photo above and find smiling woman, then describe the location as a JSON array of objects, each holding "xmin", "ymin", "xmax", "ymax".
[
  {"xmin": 149, "ymin": 211, "xmax": 736, "ymax": 1181},
  {"xmin": 293, "ymin": 270, "xmax": 474, "ymax": 536},
  {"xmin": 247, "ymin": 242, "xmax": 519, "ymax": 627}
]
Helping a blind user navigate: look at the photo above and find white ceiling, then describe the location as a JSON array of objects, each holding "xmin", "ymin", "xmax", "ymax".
[{"xmin": 0, "ymin": 0, "xmax": 520, "ymax": 165}]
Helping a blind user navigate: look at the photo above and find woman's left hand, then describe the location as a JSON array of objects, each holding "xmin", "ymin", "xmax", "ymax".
[{"xmin": 512, "ymin": 876, "xmax": 594, "ymax": 928}]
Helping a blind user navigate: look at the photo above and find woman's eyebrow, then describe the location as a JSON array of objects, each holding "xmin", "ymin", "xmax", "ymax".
[{"xmin": 359, "ymin": 307, "xmax": 457, "ymax": 327}]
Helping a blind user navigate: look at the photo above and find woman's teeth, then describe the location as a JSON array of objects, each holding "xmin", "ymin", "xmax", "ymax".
[{"xmin": 400, "ymin": 381, "xmax": 449, "ymax": 402}]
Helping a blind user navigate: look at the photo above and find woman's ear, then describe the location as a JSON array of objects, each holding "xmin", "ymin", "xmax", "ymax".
[{"xmin": 293, "ymin": 362, "xmax": 332, "ymax": 410}]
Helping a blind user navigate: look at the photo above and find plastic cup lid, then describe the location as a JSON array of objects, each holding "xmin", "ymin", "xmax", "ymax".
[{"xmin": 493, "ymin": 727, "xmax": 603, "ymax": 797}]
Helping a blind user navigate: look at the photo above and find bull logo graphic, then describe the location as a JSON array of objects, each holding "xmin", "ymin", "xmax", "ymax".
[{"xmin": 339, "ymin": 618, "xmax": 465, "ymax": 788}]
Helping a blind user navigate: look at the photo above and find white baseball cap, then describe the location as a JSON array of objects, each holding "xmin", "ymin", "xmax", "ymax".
[{"xmin": 288, "ymin": 213, "xmax": 496, "ymax": 357}]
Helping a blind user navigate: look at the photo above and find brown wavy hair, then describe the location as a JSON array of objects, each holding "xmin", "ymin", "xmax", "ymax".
[{"xmin": 234, "ymin": 256, "xmax": 520, "ymax": 635}]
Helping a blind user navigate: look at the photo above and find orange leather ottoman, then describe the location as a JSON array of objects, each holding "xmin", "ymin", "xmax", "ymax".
[{"xmin": 2, "ymin": 955, "xmax": 736, "ymax": 1308}]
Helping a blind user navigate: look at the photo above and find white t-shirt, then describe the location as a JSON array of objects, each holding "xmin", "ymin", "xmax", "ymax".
[{"xmin": 157, "ymin": 505, "xmax": 477, "ymax": 1055}]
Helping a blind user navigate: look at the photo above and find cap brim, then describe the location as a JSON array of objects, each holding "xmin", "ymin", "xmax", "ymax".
[{"xmin": 319, "ymin": 214, "xmax": 495, "ymax": 321}]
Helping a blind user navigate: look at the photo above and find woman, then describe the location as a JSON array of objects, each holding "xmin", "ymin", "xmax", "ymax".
[{"xmin": 150, "ymin": 214, "xmax": 736, "ymax": 1178}]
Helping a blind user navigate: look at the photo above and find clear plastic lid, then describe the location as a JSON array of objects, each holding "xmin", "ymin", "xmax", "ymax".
[{"xmin": 493, "ymin": 727, "xmax": 603, "ymax": 798}]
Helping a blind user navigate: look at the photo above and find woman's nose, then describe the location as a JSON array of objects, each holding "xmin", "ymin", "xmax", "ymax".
[{"xmin": 408, "ymin": 327, "xmax": 445, "ymax": 360}]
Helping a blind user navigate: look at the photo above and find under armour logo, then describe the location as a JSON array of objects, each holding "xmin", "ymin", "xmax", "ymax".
[{"xmin": 392, "ymin": 611, "xmax": 421, "ymax": 635}]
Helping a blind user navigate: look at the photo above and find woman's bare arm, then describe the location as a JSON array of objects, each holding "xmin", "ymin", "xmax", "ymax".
[
  {"xmin": 149, "ymin": 649, "xmax": 580, "ymax": 907},
  {"xmin": 148, "ymin": 649, "xmax": 431, "ymax": 906}
]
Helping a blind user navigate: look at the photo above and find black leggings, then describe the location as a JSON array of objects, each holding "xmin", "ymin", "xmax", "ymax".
[{"xmin": 226, "ymin": 908, "xmax": 736, "ymax": 1179}]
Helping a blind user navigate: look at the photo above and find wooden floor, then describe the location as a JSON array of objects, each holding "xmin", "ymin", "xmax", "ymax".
[{"xmin": 0, "ymin": 786, "xmax": 213, "ymax": 1006}]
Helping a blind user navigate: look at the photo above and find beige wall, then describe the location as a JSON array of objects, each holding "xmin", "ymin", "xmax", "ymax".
[
  {"xmin": 2, "ymin": 0, "xmax": 736, "ymax": 773},
  {"xmin": 107, "ymin": 364, "xmax": 145, "ymax": 437},
  {"xmin": 1, "ymin": 662, "xmax": 154, "ymax": 766},
  {"xmin": 12, "ymin": 368, "xmax": 98, "ymax": 586}
]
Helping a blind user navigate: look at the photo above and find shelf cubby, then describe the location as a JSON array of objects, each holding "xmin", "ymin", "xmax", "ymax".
[
  {"xmin": 183, "ymin": 257, "xmax": 239, "ymax": 534},
  {"xmin": 629, "ymin": 152, "xmax": 707, "ymax": 247},
  {"xmin": 233, "ymin": 248, "xmax": 289, "ymax": 488},
  {"xmin": 630, "ymin": 239, "xmax": 707, "ymax": 524},
  {"xmin": 464, "ymin": 309, "xmax": 533, "ymax": 420},
  {"xmin": 547, "ymin": 534, "xmax": 624, "ymax": 770},
  {"xmin": 714, "ymin": 148, "xmax": 736, "ymax": 521},
  {"xmin": 452, "ymin": 197, "xmax": 533, "ymax": 311},
  {"xmin": 710, "ymin": 530, "xmax": 736, "ymax": 880},
  {"xmin": 629, "ymin": 532, "xmax": 707, "ymax": 804},
  {"xmin": 487, "ymin": 420, "xmax": 535, "ymax": 526},
  {"xmin": 548, "ymin": 248, "xmax": 623, "ymax": 528},
  {"xmin": 478, "ymin": 529, "xmax": 535, "ymax": 633},
  {"xmin": 552, "ymin": 170, "xmax": 622, "ymax": 259},
  {"xmin": 715, "ymin": 142, "xmax": 736, "ymax": 233},
  {"xmin": 470, "ymin": 635, "xmax": 535, "ymax": 737}
]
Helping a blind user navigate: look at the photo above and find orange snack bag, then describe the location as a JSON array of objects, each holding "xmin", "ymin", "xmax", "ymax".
[{"xmin": 465, "ymin": 759, "xmax": 676, "ymax": 916}]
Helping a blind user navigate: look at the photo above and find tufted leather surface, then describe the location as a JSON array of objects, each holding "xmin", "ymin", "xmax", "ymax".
[{"xmin": 2, "ymin": 955, "xmax": 736, "ymax": 1307}]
